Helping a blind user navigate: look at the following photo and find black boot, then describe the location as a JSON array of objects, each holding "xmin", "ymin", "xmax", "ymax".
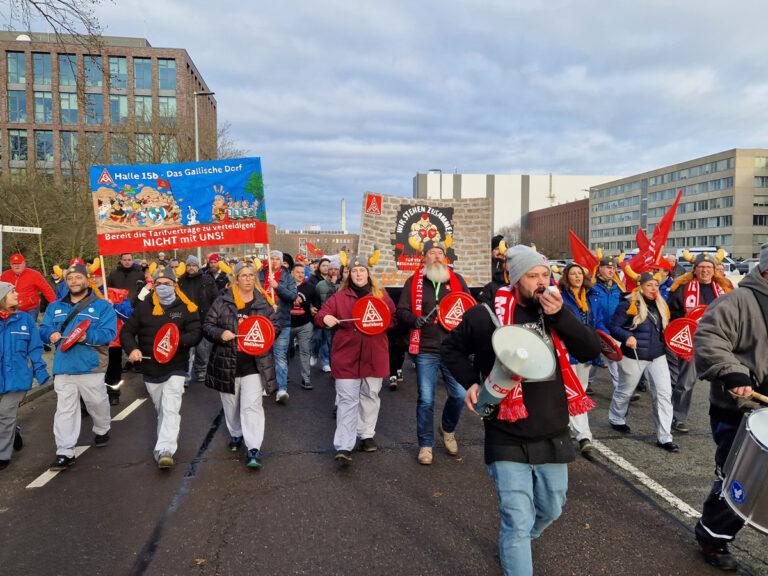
[
  {"xmin": 699, "ymin": 541, "xmax": 738, "ymax": 571},
  {"xmin": 13, "ymin": 426, "xmax": 23, "ymax": 451}
]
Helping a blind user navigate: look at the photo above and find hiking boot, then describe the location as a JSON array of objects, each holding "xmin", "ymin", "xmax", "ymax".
[
  {"xmin": 49, "ymin": 455, "xmax": 75, "ymax": 471},
  {"xmin": 157, "ymin": 452, "xmax": 174, "ymax": 469},
  {"xmin": 13, "ymin": 426, "xmax": 23, "ymax": 451},
  {"xmin": 610, "ymin": 423, "xmax": 631, "ymax": 433},
  {"xmin": 699, "ymin": 542, "xmax": 738, "ymax": 571},
  {"xmin": 359, "ymin": 437, "xmax": 377, "ymax": 452},
  {"xmin": 94, "ymin": 432, "xmax": 110, "ymax": 447},
  {"xmin": 246, "ymin": 448, "xmax": 262, "ymax": 469},
  {"xmin": 417, "ymin": 447, "xmax": 433, "ymax": 465},
  {"xmin": 657, "ymin": 441, "xmax": 680, "ymax": 453},
  {"xmin": 579, "ymin": 439, "xmax": 594, "ymax": 454},
  {"xmin": 0, "ymin": 460, "xmax": 9, "ymax": 471},
  {"xmin": 438, "ymin": 425, "xmax": 459, "ymax": 455},
  {"xmin": 672, "ymin": 419, "xmax": 690, "ymax": 433},
  {"xmin": 276, "ymin": 390, "xmax": 289, "ymax": 404},
  {"xmin": 301, "ymin": 380, "xmax": 313, "ymax": 390},
  {"xmin": 388, "ymin": 376, "xmax": 398, "ymax": 391},
  {"xmin": 335, "ymin": 450, "xmax": 352, "ymax": 467},
  {"xmin": 228, "ymin": 436, "xmax": 243, "ymax": 452}
]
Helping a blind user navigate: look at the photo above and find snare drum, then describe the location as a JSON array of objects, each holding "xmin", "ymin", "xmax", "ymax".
[{"xmin": 722, "ymin": 408, "xmax": 768, "ymax": 534}]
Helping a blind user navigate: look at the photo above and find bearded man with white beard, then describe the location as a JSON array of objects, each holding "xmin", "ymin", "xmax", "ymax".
[{"xmin": 396, "ymin": 240, "xmax": 470, "ymax": 465}]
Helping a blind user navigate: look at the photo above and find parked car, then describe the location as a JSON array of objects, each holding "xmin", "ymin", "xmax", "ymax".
[{"xmin": 736, "ymin": 258, "xmax": 760, "ymax": 275}]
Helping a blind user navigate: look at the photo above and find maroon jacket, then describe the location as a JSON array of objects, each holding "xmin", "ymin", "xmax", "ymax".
[{"xmin": 315, "ymin": 287, "xmax": 396, "ymax": 379}]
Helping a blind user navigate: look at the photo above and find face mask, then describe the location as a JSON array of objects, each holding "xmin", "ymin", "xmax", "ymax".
[{"xmin": 155, "ymin": 284, "xmax": 176, "ymax": 305}]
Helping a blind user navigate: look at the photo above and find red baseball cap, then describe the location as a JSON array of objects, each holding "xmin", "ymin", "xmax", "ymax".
[
  {"xmin": 208, "ymin": 253, "xmax": 221, "ymax": 263},
  {"xmin": 10, "ymin": 253, "xmax": 24, "ymax": 265}
]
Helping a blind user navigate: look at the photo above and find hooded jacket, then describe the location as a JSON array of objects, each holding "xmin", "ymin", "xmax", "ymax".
[
  {"xmin": 591, "ymin": 277, "xmax": 624, "ymax": 333},
  {"xmin": 0, "ymin": 267, "xmax": 56, "ymax": 313},
  {"xmin": 107, "ymin": 263, "xmax": 146, "ymax": 304},
  {"xmin": 0, "ymin": 311, "xmax": 49, "ymax": 393}
]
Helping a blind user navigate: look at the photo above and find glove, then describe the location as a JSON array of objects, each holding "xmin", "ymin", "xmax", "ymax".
[
  {"xmin": 138, "ymin": 284, "xmax": 152, "ymax": 302},
  {"xmin": 414, "ymin": 316, "xmax": 429, "ymax": 329},
  {"xmin": 721, "ymin": 372, "xmax": 752, "ymax": 390}
]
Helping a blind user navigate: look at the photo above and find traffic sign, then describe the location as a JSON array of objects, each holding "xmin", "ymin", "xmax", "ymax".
[{"xmin": 1, "ymin": 225, "xmax": 42, "ymax": 234}]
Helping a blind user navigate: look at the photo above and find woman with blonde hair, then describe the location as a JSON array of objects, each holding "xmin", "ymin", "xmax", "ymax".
[{"xmin": 608, "ymin": 271, "xmax": 678, "ymax": 453}]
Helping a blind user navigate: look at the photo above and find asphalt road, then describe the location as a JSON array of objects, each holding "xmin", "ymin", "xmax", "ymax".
[{"xmin": 0, "ymin": 356, "xmax": 765, "ymax": 575}]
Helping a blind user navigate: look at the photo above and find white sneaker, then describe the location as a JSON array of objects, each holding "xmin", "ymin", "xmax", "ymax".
[
  {"xmin": 322, "ymin": 365, "xmax": 331, "ymax": 373},
  {"xmin": 276, "ymin": 390, "xmax": 289, "ymax": 404},
  {"xmin": 310, "ymin": 355, "xmax": 317, "ymax": 367}
]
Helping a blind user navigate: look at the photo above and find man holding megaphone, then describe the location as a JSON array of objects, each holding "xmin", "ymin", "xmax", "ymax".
[{"xmin": 442, "ymin": 245, "xmax": 601, "ymax": 576}]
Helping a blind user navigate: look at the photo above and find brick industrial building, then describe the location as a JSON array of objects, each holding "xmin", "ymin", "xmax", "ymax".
[
  {"xmin": 0, "ymin": 31, "xmax": 217, "ymax": 177},
  {"xmin": 523, "ymin": 198, "xmax": 589, "ymax": 260}
]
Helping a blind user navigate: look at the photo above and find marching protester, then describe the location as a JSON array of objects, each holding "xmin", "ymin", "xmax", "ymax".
[
  {"xmin": 178, "ymin": 255, "xmax": 218, "ymax": 385},
  {"xmin": 106, "ymin": 253, "xmax": 145, "ymax": 304},
  {"xmin": 0, "ymin": 282, "xmax": 49, "ymax": 471},
  {"xmin": 121, "ymin": 264, "xmax": 201, "ymax": 469},
  {"xmin": 668, "ymin": 251, "xmax": 731, "ymax": 433},
  {"xmin": 442, "ymin": 245, "xmax": 600, "ymax": 576},
  {"xmin": 1, "ymin": 253, "xmax": 57, "ymax": 322},
  {"xmin": 397, "ymin": 240, "xmax": 470, "ymax": 465},
  {"xmin": 308, "ymin": 257, "xmax": 330, "ymax": 289},
  {"xmin": 559, "ymin": 262, "xmax": 599, "ymax": 453},
  {"xmin": 666, "ymin": 253, "xmax": 686, "ymax": 278},
  {"xmin": 261, "ymin": 250, "xmax": 298, "ymax": 403},
  {"xmin": 657, "ymin": 266, "xmax": 674, "ymax": 301},
  {"xmin": 204, "ymin": 253, "xmax": 230, "ymax": 294},
  {"xmin": 50, "ymin": 267, "xmax": 68, "ymax": 300},
  {"xmin": 40, "ymin": 262, "xmax": 117, "ymax": 471},
  {"xmin": 591, "ymin": 254, "xmax": 625, "ymax": 392},
  {"xmin": 204, "ymin": 262, "xmax": 278, "ymax": 469},
  {"xmin": 290, "ymin": 262, "xmax": 315, "ymax": 390},
  {"xmin": 693, "ymin": 243, "xmax": 768, "ymax": 571},
  {"xmin": 313, "ymin": 257, "xmax": 340, "ymax": 372},
  {"xmin": 308, "ymin": 256, "xmax": 331, "ymax": 368},
  {"xmin": 315, "ymin": 251, "xmax": 395, "ymax": 466},
  {"xmin": 157, "ymin": 252, "xmax": 169, "ymax": 267},
  {"xmin": 608, "ymin": 271, "xmax": 679, "ymax": 452},
  {"xmin": 479, "ymin": 236, "xmax": 507, "ymax": 305}
]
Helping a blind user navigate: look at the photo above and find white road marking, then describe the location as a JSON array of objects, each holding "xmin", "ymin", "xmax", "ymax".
[
  {"xmin": 26, "ymin": 446, "xmax": 90, "ymax": 489},
  {"xmin": 112, "ymin": 398, "xmax": 147, "ymax": 421},
  {"xmin": 591, "ymin": 439, "xmax": 702, "ymax": 518}
]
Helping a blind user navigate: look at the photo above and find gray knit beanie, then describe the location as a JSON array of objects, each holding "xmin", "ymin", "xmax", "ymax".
[
  {"xmin": 270, "ymin": 250, "xmax": 283, "ymax": 260},
  {"xmin": 234, "ymin": 262, "xmax": 255, "ymax": 277},
  {"xmin": 505, "ymin": 245, "xmax": 549, "ymax": 286},
  {"xmin": 186, "ymin": 255, "xmax": 200, "ymax": 267},
  {"xmin": 0, "ymin": 281, "xmax": 14, "ymax": 303},
  {"xmin": 760, "ymin": 243, "xmax": 768, "ymax": 274}
]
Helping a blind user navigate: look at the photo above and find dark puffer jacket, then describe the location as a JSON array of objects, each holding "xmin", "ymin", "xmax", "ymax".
[
  {"xmin": 203, "ymin": 290, "xmax": 279, "ymax": 395},
  {"xmin": 120, "ymin": 296, "xmax": 202, "ymax": 380},
  {"xmin": 609, "ymin": 297, "xmax": 667, "ymax": 361},
  {"xmin": 178, "ymin": 271, "xmax": 218, "ymax": 321}
]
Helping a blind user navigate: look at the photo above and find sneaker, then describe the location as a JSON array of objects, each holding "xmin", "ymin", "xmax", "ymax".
[
  {"xmin": 322, "ymin": 364, "xmax": 332, "ymax": 373},
  {"xmin": 579, "ymin": 439, "xmax": 594, "ymax": 454},
  {"xmin": 157, "ymin": 452, "xmax": 174, "ymax": 469},
  {"xmin": 301, "ymin": 380, "xmax": 313, "ymax": 390},
  {"xmin": 672, "ymin": 419, "xmax": 690, "ymax": 433},
  {"xmin": 228, "ymin": 436, "xmax": 243, "ymax": 452},
  {"xmin": 276, "ymin": 390, "xmax": 289, "ymax": 404},
  {"xmin": 246, "ymin": 448, "xmax": 262, "ymax": 469},
  {"xmin": 610, "ymin": 423, "xmax": 631, "ymax": 433},
  {"xmin": 438, "ymin": 425, "xmax": 459, "ymax": 455},
  {"xmin": 310, "ymin": 355, "xmax": 318, "ymax": 367},
  {"xmin": 417, "ymin": 447, "xmax": 433, "ymax": 465},
  {"xmin": 657, "ymin": 441, "xmax": 680, "ymax": 453},
  {"xmin": 388, "ymin": 375, "xmax": 398, "ymax": 391},
  {"xmin": 699, "ymin": 541, "xmax": 738, "ymax": 571},
  {"xmin": 630, "ymin": 393, "xmax": 641, "ymax": 402},
  {"xmin": 335, "ymin": 450, "xmax": 352, "ymax": 467},
  {"xmin": 396, "ymin": 369, "xmax": 403, "ymax": 383},
  {"xmin": 0, "ymin": 459, "xmax": 9, "ymax": 471},
  {"xmin": 49, "ymin": 454, "xmax": 75, "ymax": 471},
  {"xmin": 359, "ymin": 437, "xmax": 377, "ymax": 452},
  {"xmin": 94, "ymin": 432, "xmax": 110, "ymax": 447},
  {"xmin": 108, "ymin": 394, "xmax": 120, "ymax": 406},
  {"xmin": 13, "ymin": 426, "xmax": 22, "ymax": 451}
]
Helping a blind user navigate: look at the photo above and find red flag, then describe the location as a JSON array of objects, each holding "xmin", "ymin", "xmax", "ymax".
[
  {"xmin": 157, "ymin": 178, "xmax": 171, "ymax": 190},
  {"xmin": 636, "ymin": 228, "xmax": 650, "ymax": 252},
  {"xmin": 625, "ymin": 189, "xmax": 682, "ymax": 273},
  {"xmin": 569, "ymin": 230, "xmax": 599, "ymax": 274},
  {"xmin": 306, "ymin": 241, "xmax": 324, "ymax": 257}
]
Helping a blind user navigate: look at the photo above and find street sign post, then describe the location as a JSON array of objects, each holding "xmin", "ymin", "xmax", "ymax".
[{"xmin": 0, "ymin": 225, "xmax": 43, "ymax": 270}]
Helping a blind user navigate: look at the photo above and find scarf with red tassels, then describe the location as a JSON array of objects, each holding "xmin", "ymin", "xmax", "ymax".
[
  {"xmin": 493, "ymin": 286, "xmax": 596, "ymax": 422},
  {"xmin": 408, "ymin": 266, "xmax": 464, "ymax": 354}
]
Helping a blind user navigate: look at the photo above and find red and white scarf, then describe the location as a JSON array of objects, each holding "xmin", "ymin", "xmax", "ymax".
[
  {"xmin": 683, "ymin": 279, "xmax": 724, "ymax": 311},
  {"xmin": 492, "ymin": 286, "xmax": 596, "ymax": 423},
  {"xmin": 265, "ymin": 267, "xmax": 283, "ymax": 302},
  {"xmin": 408, "ymin": 266, "xmax": 464, "ymax": 354}
]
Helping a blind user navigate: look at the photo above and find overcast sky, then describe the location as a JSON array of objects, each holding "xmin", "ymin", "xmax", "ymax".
[{"xmin": 78, "ymin": 1, "xmax": 768, "ymax": 230}]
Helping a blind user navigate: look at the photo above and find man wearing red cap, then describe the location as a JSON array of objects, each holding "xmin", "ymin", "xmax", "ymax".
[
  {"xmin": 1, "ymin": 254, "xmax": 56, "ymax": 322},
  {"xmin": 203, "ymin": 253, "xmax": 229, "ymax": 294}
]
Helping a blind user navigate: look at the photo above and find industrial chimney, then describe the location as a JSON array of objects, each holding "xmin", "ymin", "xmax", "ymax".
[{"xmin": 341, "ymin": 198, "xmax": 347, "ymax": 233}]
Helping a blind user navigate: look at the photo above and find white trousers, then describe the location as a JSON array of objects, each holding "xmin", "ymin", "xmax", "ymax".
[
  {"xmin": 145, "ymin": 375, "xmax": 185, "ymax": 459},
  {"xmin": 334, "ymin": 377, "xmax": 383, "ymax": 451},
  {"xmin": 569, "ymin": 363, "xmax": 593, "ymax": 442},
  {"xmin": 609, "ymin": 355, "xmax": 673, "ymax": 444},
  {"xmin": 53, "ymin": 373, "xmax": 111, "ymax": 458},
  {"xmin": 220, "ymin": 374, "xmax": 264, "ymax": 451}
]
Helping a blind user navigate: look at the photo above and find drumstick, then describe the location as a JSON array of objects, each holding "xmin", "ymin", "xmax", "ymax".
[
  {"xmin": 729, "ymin": 390, "xmax": 768, "ymax": 404},
  {"xmin": 632, "ymin": 348, "xmax": 641, "ymax": 371},
  {"xmin": 338, "ymin": 318, "xmax": 361, "ymax": 323}
]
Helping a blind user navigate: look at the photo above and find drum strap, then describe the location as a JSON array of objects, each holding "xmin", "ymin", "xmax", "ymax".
[
  {"xmin": 482, "ymin": 303, "xmax": 502, "ymax": 329},
  {"xmin": 61, "ymin": 292, "xmax": 98, "ymax": 333}
]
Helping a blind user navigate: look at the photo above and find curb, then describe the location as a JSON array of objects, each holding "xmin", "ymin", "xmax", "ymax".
[{"xmin": 21, "ymin": 382, "xmax": 54, "ymax": 406}]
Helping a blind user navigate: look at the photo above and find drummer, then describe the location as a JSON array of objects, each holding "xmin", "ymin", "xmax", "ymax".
[
  {"xmin": 315, "ymin": 251, "xmax": 395, "ymax": 466},
  {"xmin": 693, "ymin": 243, "xmax": 768, "ymax": 571},
  {"xmin": 121, "ymin": 264, "xmax": 201, "ymax": 469},
  {"xmin": 203, "ymin": 262, "xmax": 278, "ymax": 470}
]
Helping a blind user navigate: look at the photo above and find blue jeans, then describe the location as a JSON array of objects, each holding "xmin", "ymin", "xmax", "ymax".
[
  {"xmin": 272, "ymin": 327, "xmax": 291, "ymax": 392},
  {"xmin": 487, "ymin": 461, "xmax": 568, "ymax": 576},
  {"xmin": 415, "ymin": 353, "xmax": 466, "ymax": 448},
  {"xmin": 319, "ymin": 328, "xmax": 332, "ymax": 367}
]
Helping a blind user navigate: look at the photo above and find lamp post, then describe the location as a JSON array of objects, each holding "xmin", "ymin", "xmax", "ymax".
[{"xmin": 194, "ymin": 91, "xmax": 215, "ymax": 262}]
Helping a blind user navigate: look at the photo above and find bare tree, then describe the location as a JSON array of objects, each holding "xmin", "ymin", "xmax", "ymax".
[
  {"xmin": 496, "ymin": 221, "xmax": 522, "ymax": 246},
  {"xmin": 217, "ymin": 121, "xmax": 248, "ymax": 159},
  {"xmin": 1, "ymin": 0, "xmax": 106, "ymax": 49}
]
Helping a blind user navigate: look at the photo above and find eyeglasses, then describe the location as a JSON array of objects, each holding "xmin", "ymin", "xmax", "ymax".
[{"xmin": 238, "ymin": 273, "xmax": 256, "ymax": 279}]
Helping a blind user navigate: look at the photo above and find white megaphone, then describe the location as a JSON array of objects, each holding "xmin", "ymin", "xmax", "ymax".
[{"xmin": 473, "ymin": 325, "xmax": 557, "ymax": 419}]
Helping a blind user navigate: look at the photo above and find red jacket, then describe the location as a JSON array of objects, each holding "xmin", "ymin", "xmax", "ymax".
[
  {"xmin": 0, "ymin": 268, "xmax": 56, "ymax": 312},
  {"xmin": 315, "ymin": 288, "xmax": 395, "ymax": 379}
]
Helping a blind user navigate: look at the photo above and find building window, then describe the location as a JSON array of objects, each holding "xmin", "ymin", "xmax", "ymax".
[
  {"xmin": 85, "ymin": 55, "xmax": 102, "ymax": 87},
  {"xmin": 8, "ymin": 90, "xmax": 27, "ymax": 122},
  {"xmin": 756, "ymin": 157, "xmax": 768, "ymax": 168},
  {"xmin": 755, "ymin": 177, "xmax": 768, "ymax": 188},
  {"xmin": 109, "ymin": 94, "xmax": 128, "ymax": 125},
  {"xmin": 134, "ymin": 57, "xmax": 151, "ymax": 90},
  {"xmin": 134, "ymin": 95, "xmax": 152, "ymax": 125},
  {"xmin": 35, "ymin": 130, "xmax": 54, "ymax": 162},
  {"xmin": 754, "ymin": 215, "xmax": 768, "ymax": 226},
  {"xmin": 158, "ymin": 58, "xmax": 176, "ymax": 90},
  {"xmin": 85, "ymin": 132, "xmax": 105, "ymax": 164},
  {"xmin": 60, "ymin": 131, "xmax": 78, "ymax": 164},
  {"xmin": 85, "ymin": 93, "xmax": 104, "ymax": 125},
  {"xmin": 34, "ymin": 91, "xmax": 53, "ymax": 123},
  {"xmin": 7, "ymin": 51, "xmax": 26, "ymax": 84},
  {"xmin": 9, "ymin": 130, "xmax": 28, "ymax": 161},
  {"xmin": 111, "ymin": 134, "xmax": 129, "ymax": 163},
  {"xmin": 58, "ymin": 54, "xmax": 77, "ymax": 87},
  {"xmin": 108, "ymin": 56, "xmax": 127, "ymax": 89},
  {"xmin": 158, "ymin": 96, "xmax": 176, "ymax": 126},
  {"xmin": 159, "ymin": 135, "xmax": 177, "ymax": 163},
  {"xmin": 33, "ymin": 53, "xmax": 52, "ymax": 85},
  {"xmin": 135, "ymin": 133, "xmax": 153, "ymax": 163},
  {"xmin": 755, "ymin": 196, "xmax": 768, "ymax": 207},
  {"xmin": 59, "ymin": 92, "xmax": 78, "ymax": 124}
]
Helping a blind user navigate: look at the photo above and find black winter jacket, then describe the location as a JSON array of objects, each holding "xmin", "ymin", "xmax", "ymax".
[
  {"xmin": 203, "ymin": 290, "xmax": 279, "ymax": 395},
  {"xmin": 107, "ymin": 263, "xmax": 146, "ymax": 304},
  {"xmin": 120, "ymin": 297, "xmax": 202, "ymax": 381},
  {"xmin": 178, "ymin": 272, "xmax": 217, "ymax": 321},
  {"xmin": 609, "ymin": 298, "xmax": 667, "ymax": 361}
]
